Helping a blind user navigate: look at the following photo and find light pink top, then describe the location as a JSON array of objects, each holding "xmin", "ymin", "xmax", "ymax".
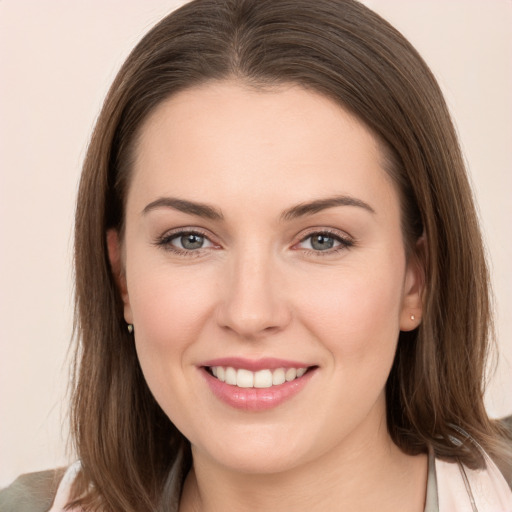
[{"xmin": 436, "ymin": 454, "xmax": 512, "ymax": 511}]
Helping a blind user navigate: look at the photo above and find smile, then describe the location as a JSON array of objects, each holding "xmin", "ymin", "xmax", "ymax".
[
  {"xmin": 200, "ymin": 359, "xmax": 317, "ymax": 411},
  {"xmin": 208, "ymin": 366, "xmax": 308, "ymax": 388}
]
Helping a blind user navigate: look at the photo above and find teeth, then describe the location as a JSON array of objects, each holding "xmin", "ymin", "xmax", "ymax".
[
  {"xmin": 296, "ymin": 367, "xmax": 306, "ymax": 377},
  {"xmin": 209, "ymin": 366, "xmax": 308, "ymax": 388},
  {"xmin": 225, "ymin": 367, "xmax": 237, "ymax": 386},
  {"xmin": 272, "ymin": 368, "xmax": 286, "ymax": 385},
  {"xmin": 285, "ymin": 368, "xmax": 297, "ymax": 381},
  {"xmin": 237, "ymin": 369, "xmax": 254, "ymax": 388},
  {"xmin": 254, "ymin": 369, "xmax": 273, "ymax": 388}
]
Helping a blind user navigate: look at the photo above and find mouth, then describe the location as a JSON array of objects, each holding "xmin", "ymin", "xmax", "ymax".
[
  {"xmin": 205, "ymin": 365, "xmax": 311, "ymax": 389},
  {"xmin": 200, "ymin": 359, "xmax": 318, "ymax": 411}
]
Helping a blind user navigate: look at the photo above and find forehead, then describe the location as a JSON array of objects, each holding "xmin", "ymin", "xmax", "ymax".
[{"xmin": 129, "ymin": 80, "xmax": 398, "ymax": 220}]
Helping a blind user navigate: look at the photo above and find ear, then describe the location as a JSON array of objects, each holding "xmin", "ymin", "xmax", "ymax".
[
  {"xmin": 399, "ymin": 235, "xmax": 426, "ymax": 332},
  {"xmin": 106, "ymin": 229, "xmax": 133, "ymax": 324}
]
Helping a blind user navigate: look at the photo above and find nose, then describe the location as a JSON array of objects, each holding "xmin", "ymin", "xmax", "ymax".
[{"xmin": 216, "ymin": 249, "xmax": 292, "ymax": 340}]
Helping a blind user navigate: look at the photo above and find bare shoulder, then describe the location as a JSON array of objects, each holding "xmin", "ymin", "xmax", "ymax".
[{"xmin": 0, "ymin": 468, "xmax": 66, "ymax": 512}]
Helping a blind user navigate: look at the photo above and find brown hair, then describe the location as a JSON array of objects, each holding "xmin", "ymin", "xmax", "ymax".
[{"xmin": 70, "ymin": 0, "xmax": 510, "ymax": 509}]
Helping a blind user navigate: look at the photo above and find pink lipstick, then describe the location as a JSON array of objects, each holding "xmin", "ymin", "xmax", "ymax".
[{"xmin": 200, "ymin": 358, "xmax": 317, "ymax": 411}]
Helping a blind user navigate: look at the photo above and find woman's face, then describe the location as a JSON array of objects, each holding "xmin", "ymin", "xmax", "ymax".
[{"xmin": 110, "ymin": 81, "xmax": 422, "ymax": 474}]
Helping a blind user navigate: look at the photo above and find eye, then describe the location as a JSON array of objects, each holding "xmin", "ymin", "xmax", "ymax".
[
  {"xmin": 297, "ymin": 231, "xmax": 353, "ymax": 253},
  {"xmin": 172, "ymin": 232, "xmax": 212, "ymax": 250},
  {"xmin": 155, "ymin": 229, "xmax": 217, "ymax": 255}
]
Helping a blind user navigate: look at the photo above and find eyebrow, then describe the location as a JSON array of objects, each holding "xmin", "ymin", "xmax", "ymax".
[
  {"xmin": 142, "ymin": 194, "xmax": 375, "ymax": 221},
  {"xmin": 280, "ymin": 195, "xmax": 375, "ymax": 221},
  {"xmin": 142, "ymin": 197, "xmax": 224, "ymax": 220}
]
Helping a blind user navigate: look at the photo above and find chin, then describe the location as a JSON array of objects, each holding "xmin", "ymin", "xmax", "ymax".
[
  {"xmin": 191, "ymin": 426, "xmax": 316, "ymax": 475},
  {"xmin": 212, "ymin": 448, "xmax": 305, "ymax": 475}
]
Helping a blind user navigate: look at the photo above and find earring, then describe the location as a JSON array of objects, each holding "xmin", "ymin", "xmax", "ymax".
[
  {"xmin": 410, "ymin": 314, "xmax": 415, "ymax": 321},
  {"xmin": 127, "ymin": 324, "xmax": 134, "ymax": 334}
]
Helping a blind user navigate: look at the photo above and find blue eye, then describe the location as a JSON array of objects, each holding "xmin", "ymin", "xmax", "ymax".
[
  {"xmin": 156, "ymin": 230, "xmax": 216, "ymax": 254},
  {"xmin": 174, "ymin": 233, "xmax": 207, "ymax": 250},
  {"xmin": 309, "ymin": 234, "xmax": 336, "ymax": 250},
  {"xmin": 298, "ymin": 232, "xmax": 353, "ymax": 253},
  {"xmin": 155, "ymin": 229, "xmax": 352, "ymax": 256}
]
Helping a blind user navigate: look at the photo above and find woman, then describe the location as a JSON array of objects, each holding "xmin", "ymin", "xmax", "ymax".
[{"xmin": 2, "ymin": 0, "xmax": 511, "ymax": 510}]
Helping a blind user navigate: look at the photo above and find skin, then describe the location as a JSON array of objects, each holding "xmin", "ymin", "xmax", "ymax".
[{"xmin": 108, "ymin": 81, "xmax": 426, "ymax": 511}]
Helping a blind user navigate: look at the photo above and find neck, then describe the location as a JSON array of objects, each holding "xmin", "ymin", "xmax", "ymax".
[{"xmin": 179, "ymin": 409, "xmax": 427, "ymax": 512}]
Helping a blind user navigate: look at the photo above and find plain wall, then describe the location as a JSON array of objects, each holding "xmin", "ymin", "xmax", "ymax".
[{"xmin": 0, "ymin": 0, "xmax": 511, "ymax": 487}]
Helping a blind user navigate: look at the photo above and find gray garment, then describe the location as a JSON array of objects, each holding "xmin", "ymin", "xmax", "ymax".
[
  {"xmin": 0, "ymin": 468, "xmax": 66, "ymax": 512},
  {"xmin": 424, "ymin": 447, "xmax": 439, "ymax": 512}
]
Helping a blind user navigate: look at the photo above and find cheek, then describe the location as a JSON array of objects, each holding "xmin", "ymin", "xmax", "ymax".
[
  {"xmin": 125, "ymin": 261, "xmax": 218, "ymax": 374},
  {"xmin": 125, "ymin": 263, "xmax": 220, "ymax": 419},
  {"xmin": 298, "ymin": 258, "xmax": 405, "ymax": 368}
]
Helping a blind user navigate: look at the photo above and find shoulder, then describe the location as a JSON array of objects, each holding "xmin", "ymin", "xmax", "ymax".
[
  {"xmin": 0, "ymin": 467, "xmax": 66, "ymax": 512},
  {"xmin": 503, "ymin": 415, "xmax": 512, "ymax": 431},
  {"xmin": 497, "ymin": 414, "xmax": 512, "ymax": 488},
  {"xmin": 435, "ymin": 440, "xmax": 512, "ymax": 511}
]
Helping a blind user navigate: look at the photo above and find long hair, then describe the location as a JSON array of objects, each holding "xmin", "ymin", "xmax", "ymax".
[{"xmin": 71, "ymin": 0, "xmax": 510, "ymax": 509}]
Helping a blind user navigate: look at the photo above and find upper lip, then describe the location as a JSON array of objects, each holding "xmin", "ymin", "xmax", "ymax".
[{"xmin": 200, "ymin": 357, "xmax": 314, "ymax": 372}]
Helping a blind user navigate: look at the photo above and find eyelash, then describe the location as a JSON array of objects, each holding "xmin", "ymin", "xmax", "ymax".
[
  {"xmin": 154, "ymin": 228, "xmax": 354, "ymax": 257},
  {"xmin": 297, "ymin": 228, "xmax": 354, "ymax": 256},
  {"xmin": 154, "ymin": 228, "xmax": 216, "ymax": 258}
]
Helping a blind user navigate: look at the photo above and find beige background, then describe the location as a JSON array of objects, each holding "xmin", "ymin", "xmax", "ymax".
[{"xmin": 0, "ymin": 0, "xmax": 511, "ymax": 487}]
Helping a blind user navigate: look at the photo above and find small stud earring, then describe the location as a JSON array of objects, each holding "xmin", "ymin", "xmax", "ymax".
[
  {"xmin": 410, "ymin": 314, "xmax": 415, "ymax": 321},
  {"xmin": 127, "ymin": 324, "xmax": 134, "ymax": 334}
]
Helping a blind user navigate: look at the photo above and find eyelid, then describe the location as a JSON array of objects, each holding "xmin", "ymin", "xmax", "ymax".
[
  {"xmin": 154, "ymin": 226, "xmax": 221, "ymax": 254},
  {"xmin": 293, "ymin": 228, "xmax": 355, "ymax": 254},
  {"xmin": 297, "ymin": 227, "xmax": 353, "ymax": 243}
]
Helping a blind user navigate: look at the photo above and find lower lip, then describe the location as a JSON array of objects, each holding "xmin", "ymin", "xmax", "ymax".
[{"xmin": 202, "ymin": 368, "xmax": 315, "ymax": 411}]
